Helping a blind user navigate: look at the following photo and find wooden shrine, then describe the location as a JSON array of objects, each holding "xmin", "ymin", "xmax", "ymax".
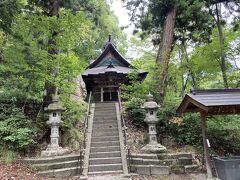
[{"xmin": 82, "ymin": 35, "xmax": 148, "ymax": 102}]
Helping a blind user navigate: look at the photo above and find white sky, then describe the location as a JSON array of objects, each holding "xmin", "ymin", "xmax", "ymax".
[{"xmin": 109, "ymin": 0, "xmax": 134, "ymax": 38}]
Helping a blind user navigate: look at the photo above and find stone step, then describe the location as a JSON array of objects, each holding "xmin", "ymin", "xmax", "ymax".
[
  {"xmin": 93, "ymin": 124, "xmax": 118, "ymax": 129},
  {"xmin": 177, "ymin": 157, "xmax": 193, "ymax": 165},
  {"xmin": 94, "ymin": 116, "xmax": 117, "ymax": 120},
  {"xmin": 37, "ymin": 166, "xmax": 81, "ymax": 178},
  {"xmin": 95, "ymin": 106, "xmax": 115, "ymax": 110},
  {"xmin": 89, "ymin": 157, "xmax": 122, "ymax": 165},
  {"xmin": 92, "ymin": 131, "xmax": 118, "ymax": 137},
  {"xmin": 92, "ymin": 127, "xmax": 118, "ymax": 133},
  {"xmin": 94, "ymin": 109, "xmax": 116, "ymax": 112},
  {"xmin": 91, "ymin": 136, "xmax": 119, "ymax": 142},
  {"xmin": 158, "ymin": 153, "xmax": 193, "ymax": 160},
  {"xmin": 94, "ymin": 109, "xmax": 116, "ymax": 113},
  {"xmin": 88, "ymin": 163, "xmax": 122, "ymax": 172},
  {"xmin": 88, "ymin": 170, "xmax": 123, "ymax": 175},
  {"xmin": 90, "ymin": 146, "xmax": 120, "ymax": 153},
  {"xmin": 91, "ymin": 141, "xmax": 120, "ymax": 147},
  {"xmin": 22, "ymin": 154, "xmax": 80, "ymax": 164},
  {"xmin": 94, "ymin": 112, "xmax": 116, "ymax": 115},
  {"xmin": 93, "ymin": 120, "xmax": 117, "ymax": 125},
  {"xmin": 90, "ymin": 151, "xmax": 121, "ymax": 158},
  {"xmin": 32, "ymin": 160, "xmax": 83, "ymax": 171},
  {"xmin": 95, "ymin": 103, "xmax": 115, "ymax": 106},
  {"xmin": 130, "ymin": 153, "xmax": 158, "ymax": 160},
  {"xmin": 184, "ymin": 164, "xmax": 199, "ymax": 173},
  {"xmin": 131, "ymin": 165, "xmax": 170, "ymax": 175},
  {"xmin": 94, "ymin": 115, "xmax": 117, "ymax": 119},
  {"xmin": 94, "ymin": 117, "xmax": 117, "ymax": 121},
  {"xmin": 93, "ymin": 117, "xmax": 117, "ymax": 122},
  {"xmin": 131, "ymin": 158, "xmax": 177, "ymax": 166}
]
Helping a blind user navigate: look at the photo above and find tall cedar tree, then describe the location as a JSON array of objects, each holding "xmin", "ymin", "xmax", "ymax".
[
  {"xmin": 28, "ymin": 0, "xmax": 99, "ymax": 106},
  {"xmin": 123, "ymin": 0, "xmax": 239, "ymax": 102}
]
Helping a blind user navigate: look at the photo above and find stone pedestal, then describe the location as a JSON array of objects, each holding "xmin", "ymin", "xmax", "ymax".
[
  {"xmin": 41, "ymin": 94, "xmax": 70, "ymax": 157},
  {"xmin": 141, "ymin": 94, "xmax": 166, "ymax": 153}
]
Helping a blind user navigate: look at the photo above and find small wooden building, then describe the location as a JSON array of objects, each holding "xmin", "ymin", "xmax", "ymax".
[
  {"xmin": 177, "ymin": 89, "xmax": 240, "ymax": 179},
  {"xmin": 82, "ymin": 36, "xmax": 148, "ymax": 102}
]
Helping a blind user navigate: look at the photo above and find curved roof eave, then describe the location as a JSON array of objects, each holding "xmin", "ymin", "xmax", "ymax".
[{"xmin": 88, "ymin": 43, "xmax": 131, "ymax": 68}]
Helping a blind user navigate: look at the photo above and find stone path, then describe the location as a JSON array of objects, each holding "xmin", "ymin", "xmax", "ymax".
[
  {"xmin": 87, "ymin": 173, "xmax": 207, "ymax": 180},
  {"xmin": 131, "ymin": 174, "xmax": 207, "ymax": 180},
  {"xmin": 88, "ymin": 174, "xmax": 131, "ymax": 180}
]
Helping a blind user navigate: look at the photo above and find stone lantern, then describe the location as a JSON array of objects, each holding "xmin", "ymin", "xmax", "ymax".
[
  {"xmin": 41, "ymin": 94, "xmax": 70, "ymax": 157},
  {"xmin": 141, "ymin": 93, "xmax": 166, "ymax": 153}
]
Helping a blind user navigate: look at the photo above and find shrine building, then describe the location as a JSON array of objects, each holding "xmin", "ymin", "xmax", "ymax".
[{"xmin": 82, "ymin": 35, "xmax": 148, "ymax": 102}]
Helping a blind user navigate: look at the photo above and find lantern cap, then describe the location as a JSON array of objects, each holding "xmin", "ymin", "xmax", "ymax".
[
  {"xmin": 143, "ymin": 93, "xmax": 160, "ymax": 109},
  {"xmin": 44, "ymin": 94, "xmax": 66, "ymax": 112}
]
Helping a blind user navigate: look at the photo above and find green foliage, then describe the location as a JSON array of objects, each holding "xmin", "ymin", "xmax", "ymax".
[
  {"xmin": 124, "ymin": 0, "xmax": 214, "ymax": 44},
  {"xmin": 0, "ymin": 0, "xmax": 127, "ymax": 157},
  {"xmin": 124, "ymin": 97, "xmax": 145, "ymax": 127},
  {"xmin": 208, "ymin": 116, "xmax": 240, "ymax": 155},
  {"xmin": 61, "ymin": 96, "xmax": 86, "ymax": 130},
  {"xmin": 157, "ymin": 104, "xmax": 201, "ymax": 145},
  {"xmin": 157, "ymin": 104, "xmax": 240, "ymax": 154},
  {"xmin": 186, "ymin": 27, "xmax": 240, "ymax": 88},
  {"xmin": 0, "ymin": 93, "xmax": 37, "ymax": 152}
]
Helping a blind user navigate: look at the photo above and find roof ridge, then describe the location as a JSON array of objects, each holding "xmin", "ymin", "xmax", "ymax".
[{"xmin": 190, "ymin": 89, "xmax": 240, "ymax": 95}]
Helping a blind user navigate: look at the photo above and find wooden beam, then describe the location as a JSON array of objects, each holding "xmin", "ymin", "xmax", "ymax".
[{"xmin": 200, "ymin": 111, "xmax": 213, "ymax": 179}]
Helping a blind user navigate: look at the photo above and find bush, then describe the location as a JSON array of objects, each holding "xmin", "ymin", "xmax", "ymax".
[
  {"xmin": 0, "ymin": 106, "xmax": 37, "ymax": 152},
  {"xmin": 0, "ymin": 92, "xmax": 37, "ymax": 155},
  {"xmin": 157, "ymin": 105, "xmax": 201, "ymax": 146},
  {"xmin": 61, "ymin": 96, "xmax": 87, "ymax": 143},
  {"xmin": 207, "ymin": 115, "xmax": 240, "ymax": 155},
  {"xmin": 124, "ymin": 97, "xmax": 146, "ymax": 127}
]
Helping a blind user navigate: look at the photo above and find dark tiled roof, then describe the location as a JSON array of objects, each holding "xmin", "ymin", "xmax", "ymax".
[{"xmin": 177, "ymin": 89, "xmax": 240, "ymax": 114}]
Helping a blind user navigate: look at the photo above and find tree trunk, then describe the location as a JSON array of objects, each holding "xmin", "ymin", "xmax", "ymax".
[
  {"xmin": 43, "ymin": 0, "xmax": 60, "ymax": 107},
  {"xmin": 214, "ymin": 3, "xmax": 229, "ymax": 88},
  {"xmin": 155, "ymin": 5, "xmax": 177, "ymax": 103},
  {"xmin": 181, "ymin": 41, "xmax": 197, "ymax": 88}
]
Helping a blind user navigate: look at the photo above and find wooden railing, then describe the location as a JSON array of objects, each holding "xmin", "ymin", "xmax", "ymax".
[
  {"xmin": 78, "ymin": 91, "xmax": 92, "ymax": 175},
  {"xmin": 117, "ymin": 90, "xmax": 132, "ymax": 172}
]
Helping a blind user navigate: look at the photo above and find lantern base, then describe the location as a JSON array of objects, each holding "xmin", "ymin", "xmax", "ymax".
[
  {"xmin": 141, "ymin": 143, "xmax": 166, "ymax": 154},
  {"xmin": 41, "ymin": 146, "xmax": 70, "ymax": 157}
]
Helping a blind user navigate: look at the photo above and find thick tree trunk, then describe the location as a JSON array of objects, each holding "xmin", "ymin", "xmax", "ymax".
[
  {"xmin": 155, "ymin": 5, "xmax": 177, "ymax": 103},
  {"xmin": 44, "ymin": 0, "xmax": 60, "ymax": 107}
]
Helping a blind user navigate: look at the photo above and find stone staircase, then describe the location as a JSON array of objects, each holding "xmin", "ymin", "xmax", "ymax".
[
  {"xmin": 129, "ymin": 153, "xmax": 199, "ymax": 175},
  {"xmin": 88, "ymin": 102, "xmax": 124, "ymax": 175},
  {"xmin": 22, "ymin": 154, "xmax": 82, "ymax": 178}
]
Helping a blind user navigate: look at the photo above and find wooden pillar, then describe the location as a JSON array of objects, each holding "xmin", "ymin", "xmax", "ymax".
[
  {"xmin": 200, "ymin": 111, "xmax": 213, "ymax": 179},
  {"xmin": 101, "ymin": 87, "xmax": 103, "ymax": 102},
  {"xmin": 110, "ymin": 87, "xmax": 112, "ymax": 101}
]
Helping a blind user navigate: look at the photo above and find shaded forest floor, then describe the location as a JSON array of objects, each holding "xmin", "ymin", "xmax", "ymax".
[{"xmin": 0, "ymin": 161, "xmax": 46, "ymax": 180}]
